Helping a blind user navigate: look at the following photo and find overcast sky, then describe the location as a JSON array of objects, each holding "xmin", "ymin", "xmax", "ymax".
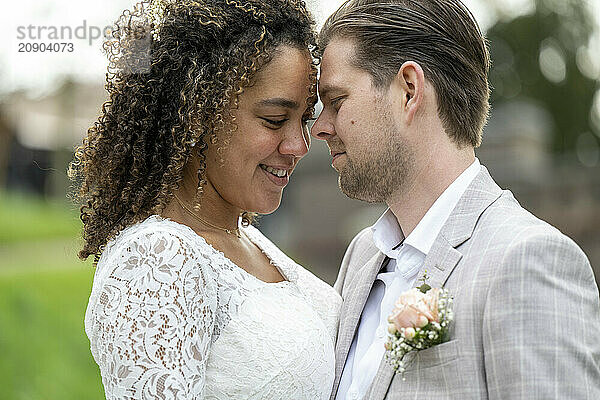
[{"xmin": 1, "ymin": 0, "xmax": 598, "ymax": 98}]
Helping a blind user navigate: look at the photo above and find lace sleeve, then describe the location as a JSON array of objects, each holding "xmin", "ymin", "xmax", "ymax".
[{"xmin": 85, "ymin": 226, "xmax": 218, "ymax": 399}]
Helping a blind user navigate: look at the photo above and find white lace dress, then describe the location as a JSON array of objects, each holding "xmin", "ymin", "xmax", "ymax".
[{"xmin": 84, "ymin": 215, "xmax": 341, "ymax": 399}]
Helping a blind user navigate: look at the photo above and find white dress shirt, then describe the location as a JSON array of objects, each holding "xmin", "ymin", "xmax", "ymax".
[{"xmin": 336, "ymin": 158, "xmax": 481, "ymax": 400}]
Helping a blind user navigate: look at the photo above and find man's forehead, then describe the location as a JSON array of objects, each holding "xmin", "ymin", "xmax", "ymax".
[
  {"xmin": 319, "ymin": 37, "xmax": 360, "ymax": 95},
  {"xmin": 321, "ymin": 37, "xmax": 357, "ymax": 70}
]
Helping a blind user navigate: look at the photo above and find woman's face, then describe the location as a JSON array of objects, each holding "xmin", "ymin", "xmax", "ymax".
[{"xmin": 203, "ymin": 45, "xmax": 314, "ymax": 215}]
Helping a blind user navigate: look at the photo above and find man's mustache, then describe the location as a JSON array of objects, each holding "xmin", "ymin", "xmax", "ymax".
[{"xmin": 327, "ymin": 140, "xmax": 346, "ymax": 155}]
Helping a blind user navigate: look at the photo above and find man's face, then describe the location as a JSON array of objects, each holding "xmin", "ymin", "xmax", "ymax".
[{"xmin": 311, "ymin": 37, "xmax": 415, "ymax": 203}]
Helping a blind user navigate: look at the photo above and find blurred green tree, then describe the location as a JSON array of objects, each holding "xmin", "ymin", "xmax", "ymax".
[{"xmin": 486, "ymin": 0, "xmax": 599, "ymax": 155}]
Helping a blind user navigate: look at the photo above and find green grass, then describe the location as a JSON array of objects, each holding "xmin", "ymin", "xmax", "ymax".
[
  {"xmin": 0, "ymin": 191, "xmax": 81, "ymax": 243},
  {"xmin": 0, "ymin": 266, "xmax": 105, "ymax": 400},
  {"xmin": 0, "ymin": 191, "xmax": 104, "ymax": 399}
]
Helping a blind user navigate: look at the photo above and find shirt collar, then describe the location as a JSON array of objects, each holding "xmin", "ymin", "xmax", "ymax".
[
  {"xmin": 404, "ymin": 158, "xmax": 481, "ymax": 255},
  {"xmin": 371, "ymin": 208, "xmax": 405, "ymax": 259}
]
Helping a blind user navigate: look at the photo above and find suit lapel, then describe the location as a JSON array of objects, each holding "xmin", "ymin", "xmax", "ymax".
[
  {"xmin": 331, "ymin": 249, "xmax": 386, "ymax": 398},
  {"xmin": 418, "ymin": 166, "xmax": 502, "ymax": 287},
  {"xmin": 417, "ymin": 236, "xmax": 463, "ymax": 291},
  {"xmin": 366, "ymin": 166, "xmax": 503, "ymax": 399}
]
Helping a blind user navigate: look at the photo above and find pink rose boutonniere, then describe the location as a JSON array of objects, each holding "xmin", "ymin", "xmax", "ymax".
[{"xmin": 384, "ymin": 272, "xmax": 454, "ymax": 377}]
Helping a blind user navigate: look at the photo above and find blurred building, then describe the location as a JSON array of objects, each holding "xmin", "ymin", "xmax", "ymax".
[{"xmin": 1, "ymin": 79, "xmax": 105, "ymax": 197}]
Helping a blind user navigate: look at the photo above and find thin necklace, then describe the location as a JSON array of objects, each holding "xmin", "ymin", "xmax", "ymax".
[{"xmin": 173, "ymin": 193, "xmax": 241, "ymax": 238}]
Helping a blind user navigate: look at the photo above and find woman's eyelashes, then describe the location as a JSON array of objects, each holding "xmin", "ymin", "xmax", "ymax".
[
  {"xmin": 260, "ymin": 114, "xmax": 315, "ymax": 129},
  {"xmin": 261, "ymin": 117, "xmax": 288, "ymax": 128}
]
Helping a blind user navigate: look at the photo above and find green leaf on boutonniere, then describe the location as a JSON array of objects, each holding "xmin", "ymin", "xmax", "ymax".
[
  {"xmin": 417, "ymin": 269, "xmax": 431, "ymax": 293},
  {"xmin": 417, "ymin": 283, "xmax": 431, "ymax": 293}
]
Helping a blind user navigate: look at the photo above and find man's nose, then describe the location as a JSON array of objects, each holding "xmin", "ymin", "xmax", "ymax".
[{"xmin": 310, "ymin": 112, "xmax": 336, "ymax": 141}]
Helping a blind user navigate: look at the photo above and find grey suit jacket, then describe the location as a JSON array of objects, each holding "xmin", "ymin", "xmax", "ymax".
[{"xmin": 331, "ymin": 166, "xmax": 600, "ymax": 399}]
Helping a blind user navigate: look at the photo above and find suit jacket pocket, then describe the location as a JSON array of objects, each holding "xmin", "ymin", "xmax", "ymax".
[
  {"xmin": 409, "ymin": 339, "xmax": 459, "ymax": 369},
  {"xmin": 386, "ymin": 340, "xmax": 465, "ymax": 399}
]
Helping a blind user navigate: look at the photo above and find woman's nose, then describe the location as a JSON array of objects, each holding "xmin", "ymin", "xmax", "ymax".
[{"xmin": 279, "ymin": 124, "xmax": 309, "ymax": 158}]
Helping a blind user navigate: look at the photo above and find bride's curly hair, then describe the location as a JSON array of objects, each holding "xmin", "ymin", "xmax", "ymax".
[{"xmin": 68, "ymin": 0, "xmax": 318, "ymax": 261}]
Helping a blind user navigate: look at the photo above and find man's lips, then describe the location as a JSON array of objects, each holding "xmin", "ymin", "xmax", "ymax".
[{"xmin": 331, "ymin": 151, "xmax": 346, "ymax": 165}]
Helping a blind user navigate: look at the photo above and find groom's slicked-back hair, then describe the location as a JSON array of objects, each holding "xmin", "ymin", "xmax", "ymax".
[{"xmin": 319, "ymin": 0, "xmax": 490, "ymax": 147}]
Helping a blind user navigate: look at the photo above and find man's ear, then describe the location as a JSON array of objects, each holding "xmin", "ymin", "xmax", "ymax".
[{"xmin": 392, "ymin": 61, "xmax": 425, "ymax": 124}]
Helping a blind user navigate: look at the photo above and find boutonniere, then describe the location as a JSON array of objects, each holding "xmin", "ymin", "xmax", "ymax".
[{"xmin": 384, "ymin": 271, "xmax": 454, "ymax": 378}]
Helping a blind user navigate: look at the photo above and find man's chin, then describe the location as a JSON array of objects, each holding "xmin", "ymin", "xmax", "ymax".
[{"xmin": 339, "ymin": 175, "xmax": 382, "ymax": 204}]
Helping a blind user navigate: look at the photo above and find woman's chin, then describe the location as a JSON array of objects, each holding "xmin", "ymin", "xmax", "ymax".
[{"xmin": 247, "ymin": 196, "xmax": 283, "ymax": 215}]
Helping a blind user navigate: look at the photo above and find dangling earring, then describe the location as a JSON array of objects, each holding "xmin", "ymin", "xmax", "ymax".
[
  {"xmin": 193, "ymin": 171, "xmax": 207, "ymax": 213},
  {"xmin": 194, "ymin": 141, "xmax": 208, "ymax": 209},
  {"xmin": 196, "ymin": 171, "xmax": 206, "ymax": 197}
]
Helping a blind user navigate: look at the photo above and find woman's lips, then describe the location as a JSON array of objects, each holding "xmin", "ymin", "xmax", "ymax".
[{"xmin": 260, "ymin": 165, "xmax": 290, "ymax": 187}]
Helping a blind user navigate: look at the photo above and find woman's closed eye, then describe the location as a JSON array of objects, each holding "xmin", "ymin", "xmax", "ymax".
[{"xmin": 261, "ymin": 117, "xmax": 289, "ymax": 128}]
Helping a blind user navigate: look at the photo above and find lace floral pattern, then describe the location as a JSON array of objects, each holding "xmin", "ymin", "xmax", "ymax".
[{"xmin": 85, "ymin": 216, "xmax": 341, "ymax": 399}]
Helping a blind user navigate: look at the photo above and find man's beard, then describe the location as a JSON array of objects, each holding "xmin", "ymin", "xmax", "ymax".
[{"xmin": 338, "ymin": 130, "xmax": 415, "ymax": 203}]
